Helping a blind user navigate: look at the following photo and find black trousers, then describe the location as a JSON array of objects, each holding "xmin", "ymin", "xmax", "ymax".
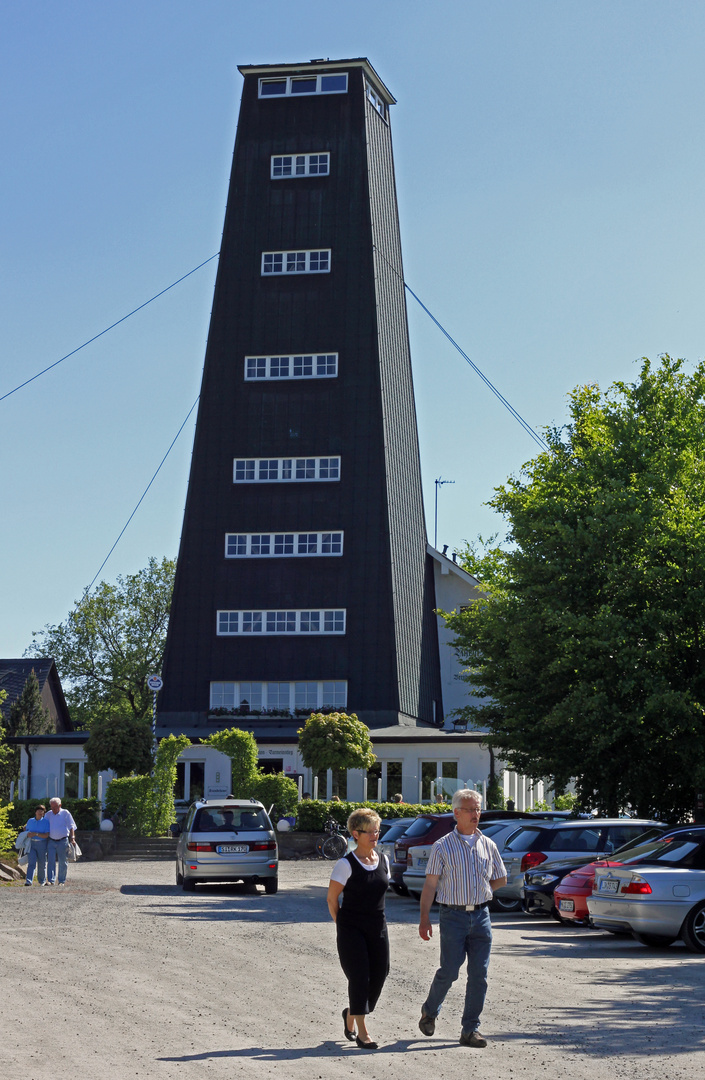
[{"xmin": 336, "ymin": 912, "xmax": 390, "ymax": 1015}]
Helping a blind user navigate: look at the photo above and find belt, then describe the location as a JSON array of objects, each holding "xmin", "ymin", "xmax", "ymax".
[
  {"xmin": 440, "ymin": 900, "xmax": 490, "ymax": 911},
  {"xmin": 49, "ymin": 835, "xmax": 69, "ymax": 841}
]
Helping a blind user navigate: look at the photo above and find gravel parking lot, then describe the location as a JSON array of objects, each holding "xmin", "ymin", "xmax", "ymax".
[{"xmin": 2, "ymin": 859, "xmax": 704, "ymax": 1080}]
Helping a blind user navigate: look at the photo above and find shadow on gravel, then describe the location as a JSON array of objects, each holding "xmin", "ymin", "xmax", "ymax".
[
  {"xmin": 120, "ymin": 885, "xmax": 182, "ymax": 896},
  {"xmin": 159, "ymin": 1038, "xmax": 459, "ymax": 1062},
  {"xmin": 132, "ymin": 882, "xmax": 329, "ymax": 923},
  {"xmin": 492, "ymin": 919, "xmax": 705, "ymax": 1058}
]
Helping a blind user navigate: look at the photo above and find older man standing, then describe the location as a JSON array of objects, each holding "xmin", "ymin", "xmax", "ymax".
[
  {"xmin": 46, "ymin": 797, "xmax": 77, "ymax": 886},
  {"xmin": 418, "ymin": 788, "xmax": 506, "ymax": 1048}
]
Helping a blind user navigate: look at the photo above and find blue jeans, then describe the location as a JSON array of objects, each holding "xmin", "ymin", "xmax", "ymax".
[
  {"xmin": 26, "ymin": 838, "xmax": 48, "ymax": 884},
  {"xmin": 47, "ymin": 838, "xmax": 70, "ymax": 884},
  {"xmin": 422, "ymin": 905, "xmax": 493, "ymax": 1034}
]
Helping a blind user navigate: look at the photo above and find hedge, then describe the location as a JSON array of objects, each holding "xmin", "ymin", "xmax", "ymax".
[
  {"xmin": 0, "ymin": 804, "xmax": 17, "ymax": 854},
  {"xmin": 6, "ymin": 798, "xmax": 101, "ymax": 832},
  {"xmin": 296, "ymin": 800, "xmax": 450, "ymax": 832},
  {"xmin": 249, "ymin": 773, "xmax": 299, "ymax": 818}
]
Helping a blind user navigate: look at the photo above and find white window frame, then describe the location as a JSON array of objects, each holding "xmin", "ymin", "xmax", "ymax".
[
  {"xmin": 216, "ymin": 609, "xmax": 346, "ymax": 636},
  {"xmin": 259, "ymin": 73, "xmax": 348, "ymax": 98},
  {"xmin": 209, "ymin": 680, "xmax": 348, "ymax": 712},
  {"xmin": 270, "ymin": 152, "xmax": 330, "ymax": 179},
  {"xmin": 365, "ymin": 80, "xmax": 388, "ymax": 122},
  {"xmin": 233, "ymin": 457, "xmax": 340, "ymax": 483},
  {"xmin": 225, "ymin": 532, "xmax": 343, "ymax": 558},
  {"xmin": 261, "ymin": 249, "xmax": 331, "ymax": 275},
  {"xmin": 244, "ymin": 353, "xmax": 338, "ymax": 381}
]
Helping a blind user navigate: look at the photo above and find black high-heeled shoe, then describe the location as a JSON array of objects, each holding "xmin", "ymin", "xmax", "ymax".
[
  {"xmin": 342, "ymin": 1008, "xmax": 355, "ymax": 1041},
  {"xmin": 355, "ymin": 1036, "xmax": 378, "ymax": 1050}
]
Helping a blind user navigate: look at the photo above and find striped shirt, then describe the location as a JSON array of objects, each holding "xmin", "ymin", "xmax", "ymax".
[{"xmin": 426, "ymin": 828, "xmax": 506, "ymax": 906}]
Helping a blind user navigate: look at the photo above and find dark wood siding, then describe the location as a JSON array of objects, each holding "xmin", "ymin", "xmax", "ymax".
[{"xmin": 160, "ymin": 62, "xmax": 441, "ymax": 731}]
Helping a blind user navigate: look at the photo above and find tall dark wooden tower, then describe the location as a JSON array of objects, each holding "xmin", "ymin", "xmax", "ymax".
[{"xmin": 159, "ymin": 58, "xmax": 443, "ymax": 736}]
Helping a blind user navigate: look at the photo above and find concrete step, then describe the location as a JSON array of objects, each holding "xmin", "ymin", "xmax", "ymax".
[{"xmin": 110, "ymin": 837, "xmax": 178, "ymax": 861}]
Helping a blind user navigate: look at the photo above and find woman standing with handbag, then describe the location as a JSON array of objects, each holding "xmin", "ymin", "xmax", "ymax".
[
  {"xmin": 24, "ymin": 805, "xmax": 50, "ymax": 886},
  {"xmin": 326, "ymin": 808, "xmax": 390, "ymax": 1050}
]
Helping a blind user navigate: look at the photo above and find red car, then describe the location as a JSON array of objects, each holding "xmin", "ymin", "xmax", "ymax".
[
  {"xmin": 553, "ymin": 862, "xmax": 601, "ymax": 924},
  {"xmin": 553, "ymin": 825, "xmax": 673, "ymax": 924}
]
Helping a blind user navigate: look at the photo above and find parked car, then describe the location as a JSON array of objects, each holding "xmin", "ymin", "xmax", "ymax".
[
  {"xmin": 525, "ymin": 826, "xmax": 670, "ymax": 922},
  {"xmin": 392, "ymin": 811, "xmax": 566, "ymax": 900},
  {"xmin": 402, "ymin": 820, "xmax": 523, "ymax": 900},
  {"xmin": 497, "ymin": 818, "xmax": 660, "ymax": 908},
  {"xmin": 377, "ymin": 818, "xmax": 415, "ymax": 870},
  {"xmin": 588, "ymin": 826, "xmax": 705, "ymax": 950},
  {"xmin": 173, "ymin": 798, "xmax": 278, "ymax": 893}
]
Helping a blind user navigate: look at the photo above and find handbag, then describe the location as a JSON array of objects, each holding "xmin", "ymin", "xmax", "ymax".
[
  {"xmin": 14, "ymin": 830, "xmax": 28, "ymax": 851},
  {"xmin": 18, "ymin": 853, "xmax": 29, "ymax": 868},
  {"xmin": 68, "ymin": 842, "xmax": 82, "ymax": 862}
]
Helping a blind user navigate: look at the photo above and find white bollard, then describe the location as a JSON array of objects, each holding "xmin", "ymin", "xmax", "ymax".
[
  {"xmin": 363, "ymin": 777, "xmax": 368, "ymax": 802},
  {"xmin": 313, "ymin": 775, "xmax": 319, "ymax": 800},
  {"xmin": 297, "ymin": 775, "xmax": 303, "ymax": 801},
  {"xmin": 377, "ymin": 777, "xmax": 382, "ymax": 802}
]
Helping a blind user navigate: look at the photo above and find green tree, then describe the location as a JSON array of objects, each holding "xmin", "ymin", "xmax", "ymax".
[
  {"xmin": 297, "ymin": 713, "xmax": 376, "ymax": 787},
  {"xmin": 84, "ymin": 713, "xmax": 154, "ymax": 777},
  {"xmin": 204, "ymin": 727, "xmax": 259, "ymax": 797},
  {"xmin": 29, "ymin": 556, "xmax": 175, "ymax": 729},
  {"xmin": 446, "ymin": 356, "xmax": 705, "ymax": 822},
  {"xmin": 8, "ymin": 670, "xmax": 53, "ymax": 737},
  {"xmin": 0, "ymin": 672, "xmax": 53, "ymax": 797}
]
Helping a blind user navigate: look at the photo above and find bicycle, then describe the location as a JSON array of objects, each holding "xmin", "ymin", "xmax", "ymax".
[{"xmin": 316, "ymin": 818, "xmax": 349, "ymax": 860}]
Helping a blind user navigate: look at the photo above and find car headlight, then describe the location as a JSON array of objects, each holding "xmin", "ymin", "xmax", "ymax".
[{"xmin": 526, "ymin": 873, "xmax": 560, "ymax": 886}]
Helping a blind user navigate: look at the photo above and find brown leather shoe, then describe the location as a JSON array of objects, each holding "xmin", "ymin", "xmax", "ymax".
[
  {"xmin": 418, "ymin": 1014, "xmax": 436, "ymax": 1036},
  {"xmin": 459, "ymin": 1030, "xmax": 487, "ymax": 1048}
]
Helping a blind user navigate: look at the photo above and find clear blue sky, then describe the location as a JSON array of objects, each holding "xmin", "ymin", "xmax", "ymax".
[{"xmin": 3, "ymin": 1, "xmax": 705, "ymax": 658}]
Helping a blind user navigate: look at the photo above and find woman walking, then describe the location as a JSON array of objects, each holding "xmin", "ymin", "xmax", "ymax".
[
  {"xmin": 327, "ymin": 808, "xmax": 390, "ymax": 1049},
  {"xmin": 24, "ymin": 804, "xmax": 49, "ymax": 886}
]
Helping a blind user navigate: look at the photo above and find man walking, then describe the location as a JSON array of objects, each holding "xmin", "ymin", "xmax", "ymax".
[
  {"xmin": 418, "ymin": 788, "xmax": 506, "ymax": 1048},
  {"xmin": 46, "ymin": 797, "xmax": 77, "ymax": 886}
]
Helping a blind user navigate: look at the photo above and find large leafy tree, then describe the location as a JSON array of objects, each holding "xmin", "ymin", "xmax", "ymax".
[
  {"xmin": 297, "ymin": 712, "xmax": 376, "ymax": 777},
  {"xmin": 29, "ymin": 556, "xmax": 175, "ymax": 730},
  {"xmin": 84, "ymin": 713, "xmax": 154, "ymax": 777},
  {"xmin": 446, "ymin": 357, "xmax": 705, "ymax": 822}
]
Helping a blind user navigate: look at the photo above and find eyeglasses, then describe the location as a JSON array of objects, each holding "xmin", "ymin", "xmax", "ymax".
[{"xmin": 356, "ymin": 829, "xmax": 380, "ymax": 835}]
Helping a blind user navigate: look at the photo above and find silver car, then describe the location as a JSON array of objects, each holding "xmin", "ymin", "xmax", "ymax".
[
  {"xmin": 401, "ymin": 821, "xmax": 522, "ymax": 903},
  {"xmin": 498, "ymin": 818, "xmax": 659, "ymax": 905},
  {"xmin": 588, "ymin": 826, "xmax": 705, "ymax": 951},
  {"xmin": 174, "ymin": 799, "xmax": 278, "ymax": 894}
]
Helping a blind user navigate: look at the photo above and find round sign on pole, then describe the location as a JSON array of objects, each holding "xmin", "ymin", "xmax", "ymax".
[{"xmin": 147, "ymin": 675, "xmax": 163, "ymax": 692}]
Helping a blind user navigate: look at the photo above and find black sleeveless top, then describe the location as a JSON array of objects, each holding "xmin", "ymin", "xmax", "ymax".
[{"xmin": 338, "ymin": 851, "xmax": 389, "ymax": 919}]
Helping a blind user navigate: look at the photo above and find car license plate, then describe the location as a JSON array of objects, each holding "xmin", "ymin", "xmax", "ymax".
[
  {"xmin": 416, "ymin": 857, "xmax": 428, "ymax": 869},
  {"xmin": 559, "ymin": 899, "xmax": 575, "ymax": 912},
  {"xmin": 599, "ymin": 878, "xmax": 619, "ymax": 894},
  {"xmin": 217, "ymin": 844, "xmax": 248, "ymax": 854}
]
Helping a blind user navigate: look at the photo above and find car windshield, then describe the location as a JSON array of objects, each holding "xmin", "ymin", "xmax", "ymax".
[
  {"xmin": 192, "ymin": 807, "xmax": 268, "ymax": 832},
  {"xmin": 504, "ymin": 827, "xmax": 545, "ymax": 851},
  {"xmin": 381, "ymin": 823, "xmax": 412, "ymax": 844},
  {"xmin": 609, "ymin": 826, "xmax": 664, "ymax": 856},
  {"xmin": 480, "ymin": 822, "xmax": 510, "ymax": 839},
  {"xmin": 618, "ymin": 832, "xmax": 705, "ymax": 866},
  {"xmin": 402, "ymin": 817, "xmax": 438, "ymax": 840}
]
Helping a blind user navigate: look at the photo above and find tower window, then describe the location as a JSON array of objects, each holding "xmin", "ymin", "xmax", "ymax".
[
  {"xmin": 271, "ymin": 153, "xmax": 330, "ymax": 179},
  {"xmin": 262, "ymin": 249, "xmax": 330, "ymax": 275},
  {"xmin": 259, "ymin": 73, "xmax": 348, "ymax": 98},
  {"xmin": 210, "ymin": 680, "xmax": 347, "ymax": 712},
  {"xmin": 225, "ymin": 532, "xmax": 343, "ymax": 558},
  {"xmin": 233, "ymin": 457, "xmax": 340, "ymax": 483},
  {"xmin": 245, "ymin": 353, "xmax": 338, "ymax": 381},
  {"xmin": 216, "ymin": 610, "xmax": 346, "ymax": 636},
  {"xmin": 365, "ymin": 80, "xmax": 388, "ymax": 121}
]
